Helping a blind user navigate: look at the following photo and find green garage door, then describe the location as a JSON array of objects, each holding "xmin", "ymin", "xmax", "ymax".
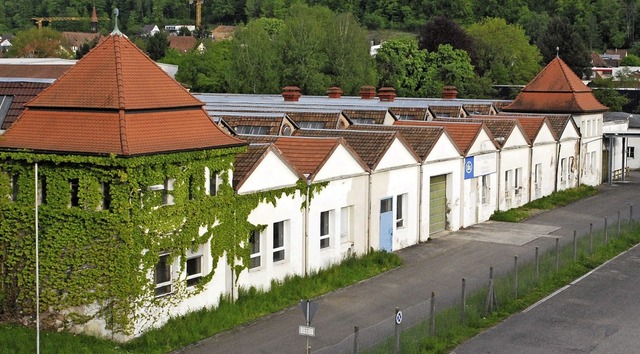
[{"xmin": 429, "ymin": 175, "xmax": 447, "ymax": 233}]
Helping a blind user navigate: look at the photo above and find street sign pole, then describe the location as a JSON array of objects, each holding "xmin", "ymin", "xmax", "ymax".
[{"xmin": 306, "ymin": 300, "xmax": 310, "ymax": 354}]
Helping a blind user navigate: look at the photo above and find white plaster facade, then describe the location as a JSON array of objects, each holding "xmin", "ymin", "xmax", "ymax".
[
  {"xmin": 529, "ymin": 122, "xmax": 558, "ymax": 200},
  {"xmin": 572, "ymin": 113, "xmax": 604, "ymax": 186},
  {"xmin": 496, "ymin": 127, "xmax": 531, "ymax": 211}
]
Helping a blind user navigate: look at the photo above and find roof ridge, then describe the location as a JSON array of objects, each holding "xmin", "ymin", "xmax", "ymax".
[{"xmin": 113, "ymin": 35, "xmax": 129, "ymax": 155}]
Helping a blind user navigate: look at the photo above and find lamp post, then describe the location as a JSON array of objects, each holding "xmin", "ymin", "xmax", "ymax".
[{"xmin": 34, "ymin": 162, "xmax": 40, "ymax": 354}]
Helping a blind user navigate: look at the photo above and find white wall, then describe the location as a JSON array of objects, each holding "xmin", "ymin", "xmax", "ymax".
[{"xmin": 574, "ymin": 113, "xmax": 604, "ymax": 186}]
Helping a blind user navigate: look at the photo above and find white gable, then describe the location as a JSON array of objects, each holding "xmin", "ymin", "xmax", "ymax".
[
  {"xmin": 376, "ymin": 138, "xmax": 419, "ymax": 170},
  {"xmin": 467, "ymin": 129, "xmax": 496, "ymax": 155},
  {"xmin": 314, "ymin": 144, "xmax": 366, "ymax": 181},
  {"xmin": 425, "ymin": 134, "xmax": 461, "ymax": 162},
  {"xmin": 560, "ymin": 121, "xmax": 580, "ymax": 140},
  {"xmin": 533, "ymin": 123, "xmax": 556, "ymax": 145},
  {"xmin": 238, "ymin": 150, "xmax": 299, "ymax": 194},
  {"xmin": 502, "ymin": 126, "xmax": 529, "ymax": 149}
]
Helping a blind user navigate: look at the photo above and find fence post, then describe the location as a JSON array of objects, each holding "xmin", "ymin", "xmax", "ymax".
[
  {"xmin": 394, "ymin": 307, "xmax": 400, "ymax": 354},
  {"xmin": 461, "ymin": 278, "xmax": 466, "ymax": 324},
  {"xmin": 631, "ymin": 205, "xmax": 634, "ymax": 225},
  {"xmin": 573, "ymin": 230, "xmax": 577, "ymax": 262},
  {"xmin": 605, "ymin": 216, "xmax": 609, "ymax": 245},
  {"xmin": 589, "ymin": 223, "xmax": 593, "ymax": 254},
  {"xmin": 617, "ymin": 210, "xmax": 621, "ymax": 237},
  {"xmin": 555, "ymin": 237, "xmax": 559, "ymax": 272},
  {"xmin": 430, "ymin": 292, "xmax": 436, "ymax": 336},
  {"xmin": 535, "ymin": 246, "xmax": 539, "ymax": 286},
  {"xmin": 514, "ymin": 255, "xmax": 519, "ymax": 299},
  {"xmin": 353, "ymin": 325, "xmax": 359, "ymax": 354},
  {"xmin": 485, "ymin": 266, "xmax": 497, "ymax": 314}
]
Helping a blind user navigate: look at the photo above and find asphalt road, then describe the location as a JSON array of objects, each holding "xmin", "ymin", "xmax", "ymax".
[
  {"xmin": 453, "ymin": 243, "xmax": 640, "ymax": 354},
  {"xmin": 176, "ymin": 173, "xmax": 640, "ymax": 354}
]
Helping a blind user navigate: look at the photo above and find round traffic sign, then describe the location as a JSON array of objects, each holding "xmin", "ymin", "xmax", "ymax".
[{"xmin": 395, "ymin": 311, "xmax": 403, "ymax": 325}]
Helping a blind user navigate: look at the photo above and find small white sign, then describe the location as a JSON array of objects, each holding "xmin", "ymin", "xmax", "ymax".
[
  {"xmin": 299, "ymin": 325, "xmax": 315, "ymax": 337},
  {"xmin": 395, "ymin": 311, "xmax": 403, "ymax": 325}
]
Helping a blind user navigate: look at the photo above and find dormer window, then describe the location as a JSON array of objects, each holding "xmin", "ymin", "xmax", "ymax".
[
  {"xmin": 298, "ymin": 121, "xmax": 325, "ymax": 129},
  {"xmin": 235, "ymin": 126, "xmax": 269, "ymax": 135}
]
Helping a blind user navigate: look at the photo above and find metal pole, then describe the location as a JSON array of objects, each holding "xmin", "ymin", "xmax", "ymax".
[
  {"xmin": 35, "ymin": 162, "xmax": 40, "ymax": 354},
  {"xmin": 535, "ymin": 247, "xmax": 539, "ymax": 286},
  {"xmin": 430, "ymin": 292, "xmax": 436, "ymax": 336},
  {"xmin": 461, "ymin": 278, "xmax": 466, "ymax": 324},
  {"xmin": 394, "ymin": 307, "xmax": 400, "ymax": 354},
  {"xmin": 555, "ymin": 237, "xmax": 559, "ymax": 272},
  {"xmin": 514, "ymin": 256, "xmax": 518, "ymax": 299},
  {"xmin": 573, "ymin": 230, "xmax": 577, "ymax": 262},
  {"xmin": 306, "ymin": 301, "xmax": 310, "ymax": 354},
  {"xmin": 589, "ymin": 223, "xmax": 593, "ymax": 254},
  {"xmin": 353, "ymin": 325, "xmax": 359, "ymax": 354}
]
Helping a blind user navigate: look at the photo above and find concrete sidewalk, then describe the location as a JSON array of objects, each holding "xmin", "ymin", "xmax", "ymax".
[{"xmin": 178, "ymin": 173, "xmax": 640, "ymax": 354}]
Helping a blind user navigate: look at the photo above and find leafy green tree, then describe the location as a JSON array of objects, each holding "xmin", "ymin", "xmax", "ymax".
[
  {"xmin": 473, "ymin": 0, "xmax": 528, "ymax": 24},
  {"xmin": 418, "ymin": 16, "xmax": 478, "ymax": 70},
  {"xmin": 517, "ymin": 8, "xmax": 550, "ymax": 45},
  {"xmin": 8, "ymin": 27, "xmax": 70, "ymax": 58},
  {"xmin": 172, "ymin": 40, "xmax": 233, "ymax": 92},
  {"xmin": 621, "ymin": 54, "xmax": 640, "ymax": 66},
  {"xmin": 177, "ymin": 26, "xmax": 192, "ymax": 36},
  {"xmin": 467, "ymin": 17, "xmax": 542, "ymax": 85},
  {"xmin": 375, "ymin": 38, "xmax": 429, "ymax": 97},
  {"xmin": 426, "ymin": 44, "xmax": 488, "ymax": 98},
  {"xmin": 421, "ymin": 0, "xmax": 473, "ymax": 24},
  {"xmin": 537, "ymin": 17, "xmax": 592, "ymax": 79},
  {"xmin": 229, "ymin": 18, "xmax": 284, "ymax": 94},
  {"xmin": 590, "ymin": 78, "xmax": 630, "ymax": 111},
  {"xmin": 146, "ymin": 31, "xmax": 169, "ymax": 61}
]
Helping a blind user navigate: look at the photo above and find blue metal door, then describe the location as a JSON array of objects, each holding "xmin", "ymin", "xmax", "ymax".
[{"xmin": 380, "ymin": 197, "xmax": 393, "ymax": 252}]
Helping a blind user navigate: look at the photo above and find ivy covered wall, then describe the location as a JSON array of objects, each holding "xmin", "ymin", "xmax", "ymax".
[{"xmin": 0, "ymin": 146, "xmax": 281, "ymax": 335}]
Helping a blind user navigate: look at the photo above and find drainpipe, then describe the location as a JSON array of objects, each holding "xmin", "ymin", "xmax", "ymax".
[
  {"xmin": 528, "ymin": 144, "xmax": 533, "ymax": 202},
  {"xmin": 303, "ymin": 174, "xmax": 310, "ymax": 276},
  {"xmin": 367, "ymin": 173, "xmax": 372, "ymax": 253},
  {"xmin": 554, "ymin": 143, "xmax": 561, "ymax": 192},
  {"xmin": 622, "ymin": 137, "xmax": 627, "ymax": 182},
  {"xmin": 417, "ymin": 164, "xmax": 423, "ymax": 243},
  {"xmin": 496, "ymin": 150, "xmax": 502, "ymax": 212}
]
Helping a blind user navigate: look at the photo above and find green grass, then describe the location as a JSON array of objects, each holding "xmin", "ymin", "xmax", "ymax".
[
  {"xmin": 365, "ymin": 220, "xmax": 640, "ymax": 353},
  {"xmin": 0, "ymin": 250, "xmax": 401, "ymax": 354},
  {"xmin": 490, "ymin": 185, "xmax": 599, "ymax": 222}
]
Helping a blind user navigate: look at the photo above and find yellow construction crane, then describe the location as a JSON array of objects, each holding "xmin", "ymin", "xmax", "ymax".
[{"xmin": 190, "ymin": 0, "xmax": 203, "ymax": 28}]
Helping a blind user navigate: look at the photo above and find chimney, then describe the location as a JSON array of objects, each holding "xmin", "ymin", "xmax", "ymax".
[
  {"xmin": 359, "ymin": 85, "xmax": 376, "ymax": 99},
  {"xmin": 327, "ymin": 86, "xmax": 343, "ymax": 99},
  {"xmin": 377, "ymin": 87, "xmax": 396, "ymax": 102},
  {"xmin": 282, "ymin": 86, "xmax": 301, "ymax": 102},
  {"xmin": 442, "ymin": 86, "xmax": 458, "ymax": 99}
]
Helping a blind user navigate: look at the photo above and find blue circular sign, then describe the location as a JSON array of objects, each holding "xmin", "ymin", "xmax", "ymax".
[
  {"xmin": 395, "ymin": 311, "xmax": 403, "ymax": 324},
  {"xmin": 465, "ymin": 160, "xmax": 473, "ymax": 174}
]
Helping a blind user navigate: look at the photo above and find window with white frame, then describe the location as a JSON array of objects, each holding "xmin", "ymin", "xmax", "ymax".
[
  {"xmin": 8, "ymin": 173, "xmax": 19, "ymax": 202},
  {"xmin": 205, "ymin": 167, "xmax": 221, "ymax": 196},
  {"xmin": 481, "ymin": 175, "xmax": 490, "ymax": 204},
  {"xmin": 534, "ymin": 163, "xmax": 541, "ymax": 190},
  {"xmin": 628, "ymin": 146, "xmax": 635, "ymax": 158},
  {"xmin": 185, "ymin": 254, "xmax": 203, "ymax": 287},
  {"xmin": 320, "ymin": 210, "xmax": 332, "ymax": 249},
  {"xmin": 504, "ymin": 170, "xmax": 511, "ymax": 192},
  {"xmin": 155, "ymin": 253, "xmax": 173, "ymax": 296},
  {"xmin": 340, "ymin": 206, "xmax": 353, "ymax": 243},
  {"xmin": 273, "ymin": 220, "xmax": 286, "ymax": 262},
  {"xmin": 590, "ymin": 151, "xmax": 596, "ymax": 173},
  {"xmin": 69, "ymin": 178, "xmax": 79, "ymax": 207},
  {"xmin": 249, "ymin": 229, "xmax": 261, "ymax": 269},
  {"xmin": 396, "ymin": 194, "xmax": 407, "ymax": 228},
  {"xmin": 163, "ymin": 178, "xmax": 175, "ymax": 205},
  {"xmin": 515, "ymin": 168, "xmax": 522, "ymax": 194},
  {"xmin": 568, "ymin": 157, "xmax": 574, "ymax": 181},
  {"xmin": 560, "ymin": 158, "xmax": 566, "ymax": 182}
]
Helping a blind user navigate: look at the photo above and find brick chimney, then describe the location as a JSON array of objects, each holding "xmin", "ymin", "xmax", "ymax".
[
  {"xmin": 359, "ymin": 85, "xmax": 376, "ymax": 99},
  {"xmin": 282, "ymin": 86, "xmax": 301, "ymax": 102},
  {"xmin": 442, "ymin": 86, "xmax": 458, "ymax": 99},
  {"xmin": 377, "ymin": 87, "xmax": 396, "ymax": 102},
  {"xmin": 327, "ymin": 86, "xmax": 343, "ymax": 99}
]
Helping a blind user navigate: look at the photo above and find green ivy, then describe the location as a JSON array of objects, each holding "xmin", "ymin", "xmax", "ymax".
[{"xmin": 0, "ymin": 147, "xmax": 323, "ymax": 336}]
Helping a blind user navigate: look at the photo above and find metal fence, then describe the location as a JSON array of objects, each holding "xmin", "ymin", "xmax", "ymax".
[{"xmin": 314, "ymin": 206, "xmax": 637, "ymax": 354}]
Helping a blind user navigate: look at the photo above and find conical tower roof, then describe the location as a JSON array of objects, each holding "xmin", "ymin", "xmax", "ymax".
[
  {"xmin": 0, "ymin": 33, "xmax": 245, "ymax": 156},
  {"xmin": 504, "ymin": 57, "xmax": 608, "ymax": 114}
]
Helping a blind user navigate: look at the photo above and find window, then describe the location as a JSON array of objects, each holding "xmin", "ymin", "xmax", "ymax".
[
  {"xmin": 320, "ymin": 210, "xmax": 331, "ymax": 249},
  {"xmin": 37, "ymin": 176, "xmax": 46, "ymax": 206},
  {"xmin": 380, "ymin": 198, "xmax": 392, "ymax": 213},
  {"xmin": 560, "ymin": 158, "xmax": 566, "ymax": 182},
  {"xmin": 504, "ymin": 170, "xmax": 511, "ymax": 192},
  {"xmin": 481, "ymin": 175, "xmax": 490, "ymax": 204},
  {"xmin": 185, "ymin": 255, "xmax": 202, "ymax": 287},
  {"xmin": 0, "ymin": 95, "xmax": 13, "ymax": 128},
  {"xmin": 10, "ymin": 174, "xmax": 19, "ymax": 202},
  {"xmin": 205, "ymin": 167, "xmax": 220, "ymax": 196},
  {"xmin": 515, "ymin": 168, "xmax": 522, "ymax": 194},
  {"xmin": 568, "ymin": 157, "xmax": 574, "ymax": 181},
  {"xmin": 100, "ymin": 182, "xmax": 111, "ymax": 210},
  {"xmin": 273, "ymin": 221, "xmax": 285, "ymax": 262},
  {"xmin": 163, "ymin": 178, "xmax": 175, "ymax": 205},
  {"xmin": 351, "ymin": 118, "xmax": 376, "ymax": 125},
  {"xmin": 235, "ymin": 125, "xmax": 269, "ymax": 135},
  {"xmin": 396, "ymin": 194, "xmax": 407, "ymax": 228},
  {"xmin": 590, "ymin": 152, "xmax": 596, "ymax": 173},
  {"xmin": 298, "ymin": 121, "xmax": 325, "ymax": 129},
  {"xmin": 340, "ymin": 206, "xmax": 352, "ymax": 243},
  {"xmin": 628, "ymin": 146, "xmax": 635, "ymax": 158},
  {"xmin": 155, "ymin": 253, "xmax": 172, "ymax": 296},
  {"xmin": 69, "ymin": 178, "xmax": 79, "ymax": 207},
  {"xmin": 534, "ymin": 163, "xmax": 541, "ymax": 189},
  {"xmin": 249, "ymin": 230, "xmax": 261, "ymax": 269},
  {"xmin": 281, "ymin": 125, "xmax": 292, "ymax": 136}
]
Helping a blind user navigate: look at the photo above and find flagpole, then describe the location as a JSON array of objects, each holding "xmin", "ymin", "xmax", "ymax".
[{"xmin": 35, "ymin": 162, "xmax": 40, "ymax": 354}]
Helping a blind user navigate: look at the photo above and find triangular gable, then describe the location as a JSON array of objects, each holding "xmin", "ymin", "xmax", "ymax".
[
  {"xmin": 376, "ymin": 137, "xmax": 420, "ymax": 170},
  {"xmin": 236, "ymin": 144, "xmax": 301, "ymax": 194},
  {"xmin": 467, "ymin": 128, "xmax": 497, "ymax": 156},
  {"xmin": 424, "ymin": 132, "xmax": 462, "ymax": 163},
  {"xmin": 313, "ymin": 142, "xmax": 368, "ymax": 182},
  {"xmin": 501, "ymin": 124, "xmax": 529, "ymax": 149},
  {"xmin": 532, "ymin": 121, "xmax": 556, "ymax": 145}
]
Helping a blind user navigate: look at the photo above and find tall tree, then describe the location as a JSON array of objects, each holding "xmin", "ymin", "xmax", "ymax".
[
  {"xmin": 418, "ymin": 16, "xmax": 478, "ymax": 70},
  {"xmin": 375, "ymin": 38, "xmax": 430, "ymax": 97},
  {"xmin": 146, "ymin": 31, "xmax": 169, "ymax": 61},
  {"xmin": 169, "ymin": 40, "xmax": 233, "ymax": 93},
  {"xmin": 8, "ymin": 27, "xmax": 70, "ymax": 58},
  {"xmin": 537, "ymin": 17, "xmax": 592, "ymax": 79},
  {"xmin": 467, "ymin": 17, "xmax": 542, "ymax": 85}
]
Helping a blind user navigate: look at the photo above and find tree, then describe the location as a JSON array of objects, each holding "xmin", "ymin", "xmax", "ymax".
[
  {"xmin": 177, "ymin": 26, "xmax": 192, "ymax": 36},
  {"xmin": 621, "ymin": 54, "xmax": 640, "ymax": 66},
  {"xmin": 426, "ymin": 44, "xmax": 492, "ymax": 98},
  {"xmin": 537, "ymin": 17, "xmax": 591, "ymax": 79},
  {"xmin": 418, "ymin": 16, "xmax": 478, "ymax": 70},
  {"xmin": 590, "ymin": 78, "xmax": 630, "ymax": 111},
  {"xmin": 420, "ymin": 0, "xmax": 473, "ymax": 24},
  {"xmin": 467, "ymin": 17, "xmax": 542, "ymax": 85},
  {"xmin": 147, "ymin": 31, "xmax": 169, "ymax": 61},
  {"xmin": 170, "ymin": 40, "xmax": 233, "ymax": 93},
  {"xmin": 375, "ymin": 38, "xmax": 430, "ymax": 97},
  {"xmin": 8, "ymin": 27, "xmax": 70, "ymax": 58}
]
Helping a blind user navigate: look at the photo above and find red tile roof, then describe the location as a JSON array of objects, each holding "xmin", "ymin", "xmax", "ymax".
[
  {"xmin": 0, "ymin": 81, "xmax": 50, "ymax": 129},
  {"xmin": 0, "ymin": 65, "xmax": 72, "ymax": 79},
  {"xmin": 434, "ymin": 117, "xmax": 530, "ymax": 147},
  {"xmin": 394, "ymin": 120, "xmax": 493, "ymax": 154},
  {"xmin": 504, "ymin": 57, "xmax": 608, "ymax": 113},
  {"xmin": 168, "ymin": 36, "xmax": 198, "ymax": 53},
  {"xmin": 471, "ymin": 114, "xmax": 553, "ymax": 141},
  {"xmin": 0, "ymin": 34, "xmax": 245, "ymax": 156}
]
